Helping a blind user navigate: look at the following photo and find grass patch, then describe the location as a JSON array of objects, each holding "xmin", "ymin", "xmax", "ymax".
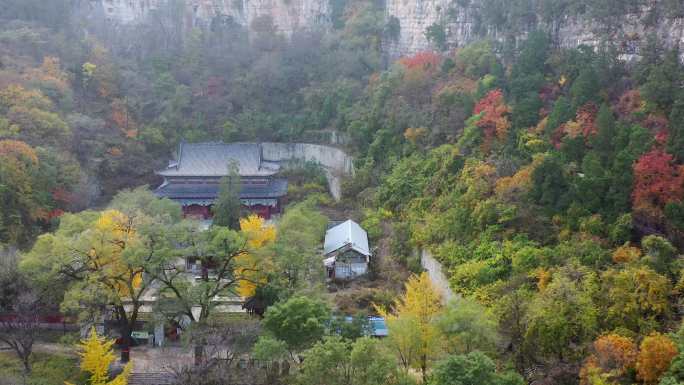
[{"xmin": 0, "ymin": 351, "xmax": 87, "ymax": 385}]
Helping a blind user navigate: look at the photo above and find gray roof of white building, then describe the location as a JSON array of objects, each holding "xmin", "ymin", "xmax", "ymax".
[
  {"xmin": 324, "ymin": 220, "xmax": 371, "ymax": 257},
  {"xmin": 157, "ymin": 142, "xmax": 281, "ymax": 177}
]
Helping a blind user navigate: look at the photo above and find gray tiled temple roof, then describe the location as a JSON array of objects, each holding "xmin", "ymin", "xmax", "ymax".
[
  {"xmin": 157, "ymin": 142, "xmax": 281, "ymax": 177},
  {"xmin": 324, "ymin": 220, "xmax": 371, "ymax": 257},
  {"xmin": 155, "ymin": 178, "xmax": 288, "ymax": 200}
]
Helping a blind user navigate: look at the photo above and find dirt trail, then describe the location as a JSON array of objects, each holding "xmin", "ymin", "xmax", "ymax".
[{"xmin": 421, "ymin": 249, "xmax": 455, "ymax": 304}]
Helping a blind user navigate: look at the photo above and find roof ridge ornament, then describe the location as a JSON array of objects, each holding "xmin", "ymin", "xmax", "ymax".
[
  {"xmin": 176, "ymin": 139, "xmax": 186, "ymax": 170},
  {"xmin": 258, "ymin": 142, "xmax": 263, "ymax": 171}
]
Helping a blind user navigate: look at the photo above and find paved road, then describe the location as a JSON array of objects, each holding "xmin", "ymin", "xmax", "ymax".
[{"xmin": 421, "ymin": 249, "xmax": 455, "ymax": 304}]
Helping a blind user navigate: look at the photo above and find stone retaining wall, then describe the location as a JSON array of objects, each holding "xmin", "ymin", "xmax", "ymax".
[{"xmin": 262, "ymin": 142, "xmax": 354, "ymax": 201}]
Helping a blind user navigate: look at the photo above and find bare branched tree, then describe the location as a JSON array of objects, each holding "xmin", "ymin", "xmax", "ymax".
[
  {"xmin": 164, "ymin": 319, "xmax": 284, "ymax": 385},
  {"xmin": 0, "ymin": 292, "xmax": 41, "ymax": 374},
  {"xmin": 0, "ymin": 249, "xmax": 44, "ymax": 376}
]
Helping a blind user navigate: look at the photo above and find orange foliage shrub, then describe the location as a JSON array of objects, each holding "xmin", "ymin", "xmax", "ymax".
[
  {"xmin": 580, "ymin": 334, "xmax": 638, "ymax": 385},
  {"xmin": 535, "ymin": 268, "xmax": 552, "ymax": 291},
  {"xmin": 441, "ymin": 77, "xmax": 479, "ymax": 94},
  {"xmin": 398, "ymin": 51, "xmax": 442, "ymax": 71},
  {"xmin": 552, "ymin": 103, "xmax": 599, "ymax": 148},
  {"xmin": 23, "ymin": 57, "xmax": 69, "ymax": 94},
  {"xmin": 495, "ymin": 155, "xmax": 544, "ymax": 200},
  {"xmin": 557, "ymin": 103, "xmax": 598, "ymax": 140},
  {"xmin": 594, "ymin": 334, "xmax": 638, "ymax": 372},
  {"xmin": 612, "ymin": 243, "xmax": 642, "ymax": 264},
  {"xmin": 404, "ymin": 127, "xmax": 428, "ymax": 145},
  {"xmin": 107, "ymin": 147, "xmax": 123, "ymax": 157},
  {"xmin": 636, "ymin": 333, "xmax": 678, "ymax": 384},
  {"xmin": 0, "ymin": 84, "xmax": 53, "ymax": 111},
  {"xmin": 577, "ymin": 103, "xmax": 599, "ymax": 138},
  {"xmin": 0, "ymin": 139, "xmax": 39, "ymax": 164},
  {"xmin": 110, "ymin": 98, "xmax": 137, "ymax": 138}
]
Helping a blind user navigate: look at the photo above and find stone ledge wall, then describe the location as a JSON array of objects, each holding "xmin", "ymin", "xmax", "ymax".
[{"xmin": 262, "ymin": 142, "xmax": 354, "ymax": 201}]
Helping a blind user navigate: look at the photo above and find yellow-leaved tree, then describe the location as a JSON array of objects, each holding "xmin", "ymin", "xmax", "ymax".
[
  {"xmin": 21, "ymin": 189, "xmax": 181, "ymax": 349},
  {"xmin": 376, "ymin": 271, "xmax": 443, "ymax": 383},
  {"xmin": 65, "ymin": 328, "xmax": 132, "ymax": 385},
  {"xmin": 236, "ymin": 215, "xmax": 276, "ymax": 298},
  {"xmin": 92, "ymin": 210, "xmax": 144, "ymax": 297}
]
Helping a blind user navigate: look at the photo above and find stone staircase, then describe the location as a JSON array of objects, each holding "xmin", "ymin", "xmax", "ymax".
[{"xmin": 128, "ymin": 372, "xmax": 176, "ymax": 385}]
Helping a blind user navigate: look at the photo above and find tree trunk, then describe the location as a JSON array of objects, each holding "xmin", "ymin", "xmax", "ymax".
[
  {"xmin": 21, "ymin": 354, "xmax": 31, "ymax": 375},
  {"xmin": 120, "ymin": 324, "xmax": 133, "ymax": 363},
  {"xmin": 115, "ymin": 305, "xmax": 134, "ymax": 362},
  {"xmin": 200, "ymin": 304, "xmax": 210, "ymax": 322},
  {"xmin": 195, "ymin": 344, "xmax": 205, "ymax": 366}
]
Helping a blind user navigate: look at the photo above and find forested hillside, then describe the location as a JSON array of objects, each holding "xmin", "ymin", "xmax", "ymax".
[
  {"xmin": 2, "ymin": 0, "xmax": 684, "ymax": 384},
  {"xmin": 361, "ymin": 34, "xmax": 684, "ymax": 383},
  {"xmin": 0, "ymin": 0, "xmax": 387, "ymax": 244}
]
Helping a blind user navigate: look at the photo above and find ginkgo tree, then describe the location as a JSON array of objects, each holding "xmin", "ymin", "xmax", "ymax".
[
  {"xmin": 21, "ymin": 188, "xmax": 182, "ymax": 348},
  {"xmin": 66, "ymin": 327, "xmax": 132, "ymax": 385},
  {"xmin": 235, "ymin": 215, "xmax": 276, "ymax": 298},
  {"xmin": 376, "ymin": 271, "xmax": 443, "ymax": 383},
  {"xmin": 23, "ymin": 210, "xmax": 148, "ymax": 348}
]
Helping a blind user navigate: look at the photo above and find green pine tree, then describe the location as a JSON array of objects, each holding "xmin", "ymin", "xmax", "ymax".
[
  {"xmin": 212, "ymin": 160, "xmax": 242, "ymax": 230},
  {"xmin": 668, "ymin": 93, "xmax": 684, "ymax": 163},
  {"xmin": 546, "ymin": 96, "xmax": 574, "ymax": 137},
  {"xmin": 591, "ymin": 103, "xmax": 616, "ymax": 165}
]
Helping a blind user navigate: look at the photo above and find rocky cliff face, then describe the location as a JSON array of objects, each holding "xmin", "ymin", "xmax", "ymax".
[
  {"xmin": 384, "ymin": 0, "xmax": 684, "ymax": 59},
  {"xmin": 80, "ymin": 0, "xmax": 684, "ymax": 59},
  {"xmin": 79, "ymin": 0, "xmax": 329, "ymax": 36}
]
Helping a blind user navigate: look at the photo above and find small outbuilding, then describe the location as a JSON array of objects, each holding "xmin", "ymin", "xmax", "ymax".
[{"xmin": 323, "ymin": 220, "xmax": 371, "ymax": 280}]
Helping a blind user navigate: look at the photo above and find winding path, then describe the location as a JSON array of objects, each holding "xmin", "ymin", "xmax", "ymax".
[{"xmin": 421, "ymin": 249, "xmax": 455, "ymax": 304}]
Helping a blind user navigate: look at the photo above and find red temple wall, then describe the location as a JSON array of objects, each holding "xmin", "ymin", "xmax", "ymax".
[
  {"xmin": 182, "ymin": 205, "xmax": 211, "ymax": 219},
  {"xmin": 181, "ymin": 202, "xmax": 280, "ymax": 220},
  {"xmin": 248, "ymin": 205, "xmax": 271, "ymax": 219}
]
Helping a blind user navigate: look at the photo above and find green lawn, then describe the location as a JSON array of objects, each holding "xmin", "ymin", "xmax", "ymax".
[{"xmin": 0, "ymin": 351, "xmax": 87, "ymax": 385}]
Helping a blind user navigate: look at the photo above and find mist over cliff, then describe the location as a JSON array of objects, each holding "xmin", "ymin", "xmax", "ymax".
[{"xmin": 78, "ymin": 0, "xmax": 684, "ymax": 59}]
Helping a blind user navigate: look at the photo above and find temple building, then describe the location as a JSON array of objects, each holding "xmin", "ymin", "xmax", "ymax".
[{"xmin": 155, "ymin": 142, "xmax": 288, "ymax": 219}]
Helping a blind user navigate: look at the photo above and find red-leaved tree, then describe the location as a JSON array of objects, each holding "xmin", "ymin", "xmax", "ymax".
[
  {"xmin": 473, "ymin": 89, "xmax": 511, "ymax": 151},
  {"xmin": 633, "ymin": 149, "xmax": 684, "ymax": 213}
]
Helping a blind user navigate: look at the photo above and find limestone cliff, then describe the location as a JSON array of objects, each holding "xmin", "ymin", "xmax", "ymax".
[
  {"xmin": 384, "ymin": 0, "xmax": 684, "ymax": 59},
  {"xmin": 79, "ymin": 0, "xmax": 329, "ymax": 36},
  {"xmin": 79, "ymin": 0, "xmax": 684, "ymax": 59}
]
